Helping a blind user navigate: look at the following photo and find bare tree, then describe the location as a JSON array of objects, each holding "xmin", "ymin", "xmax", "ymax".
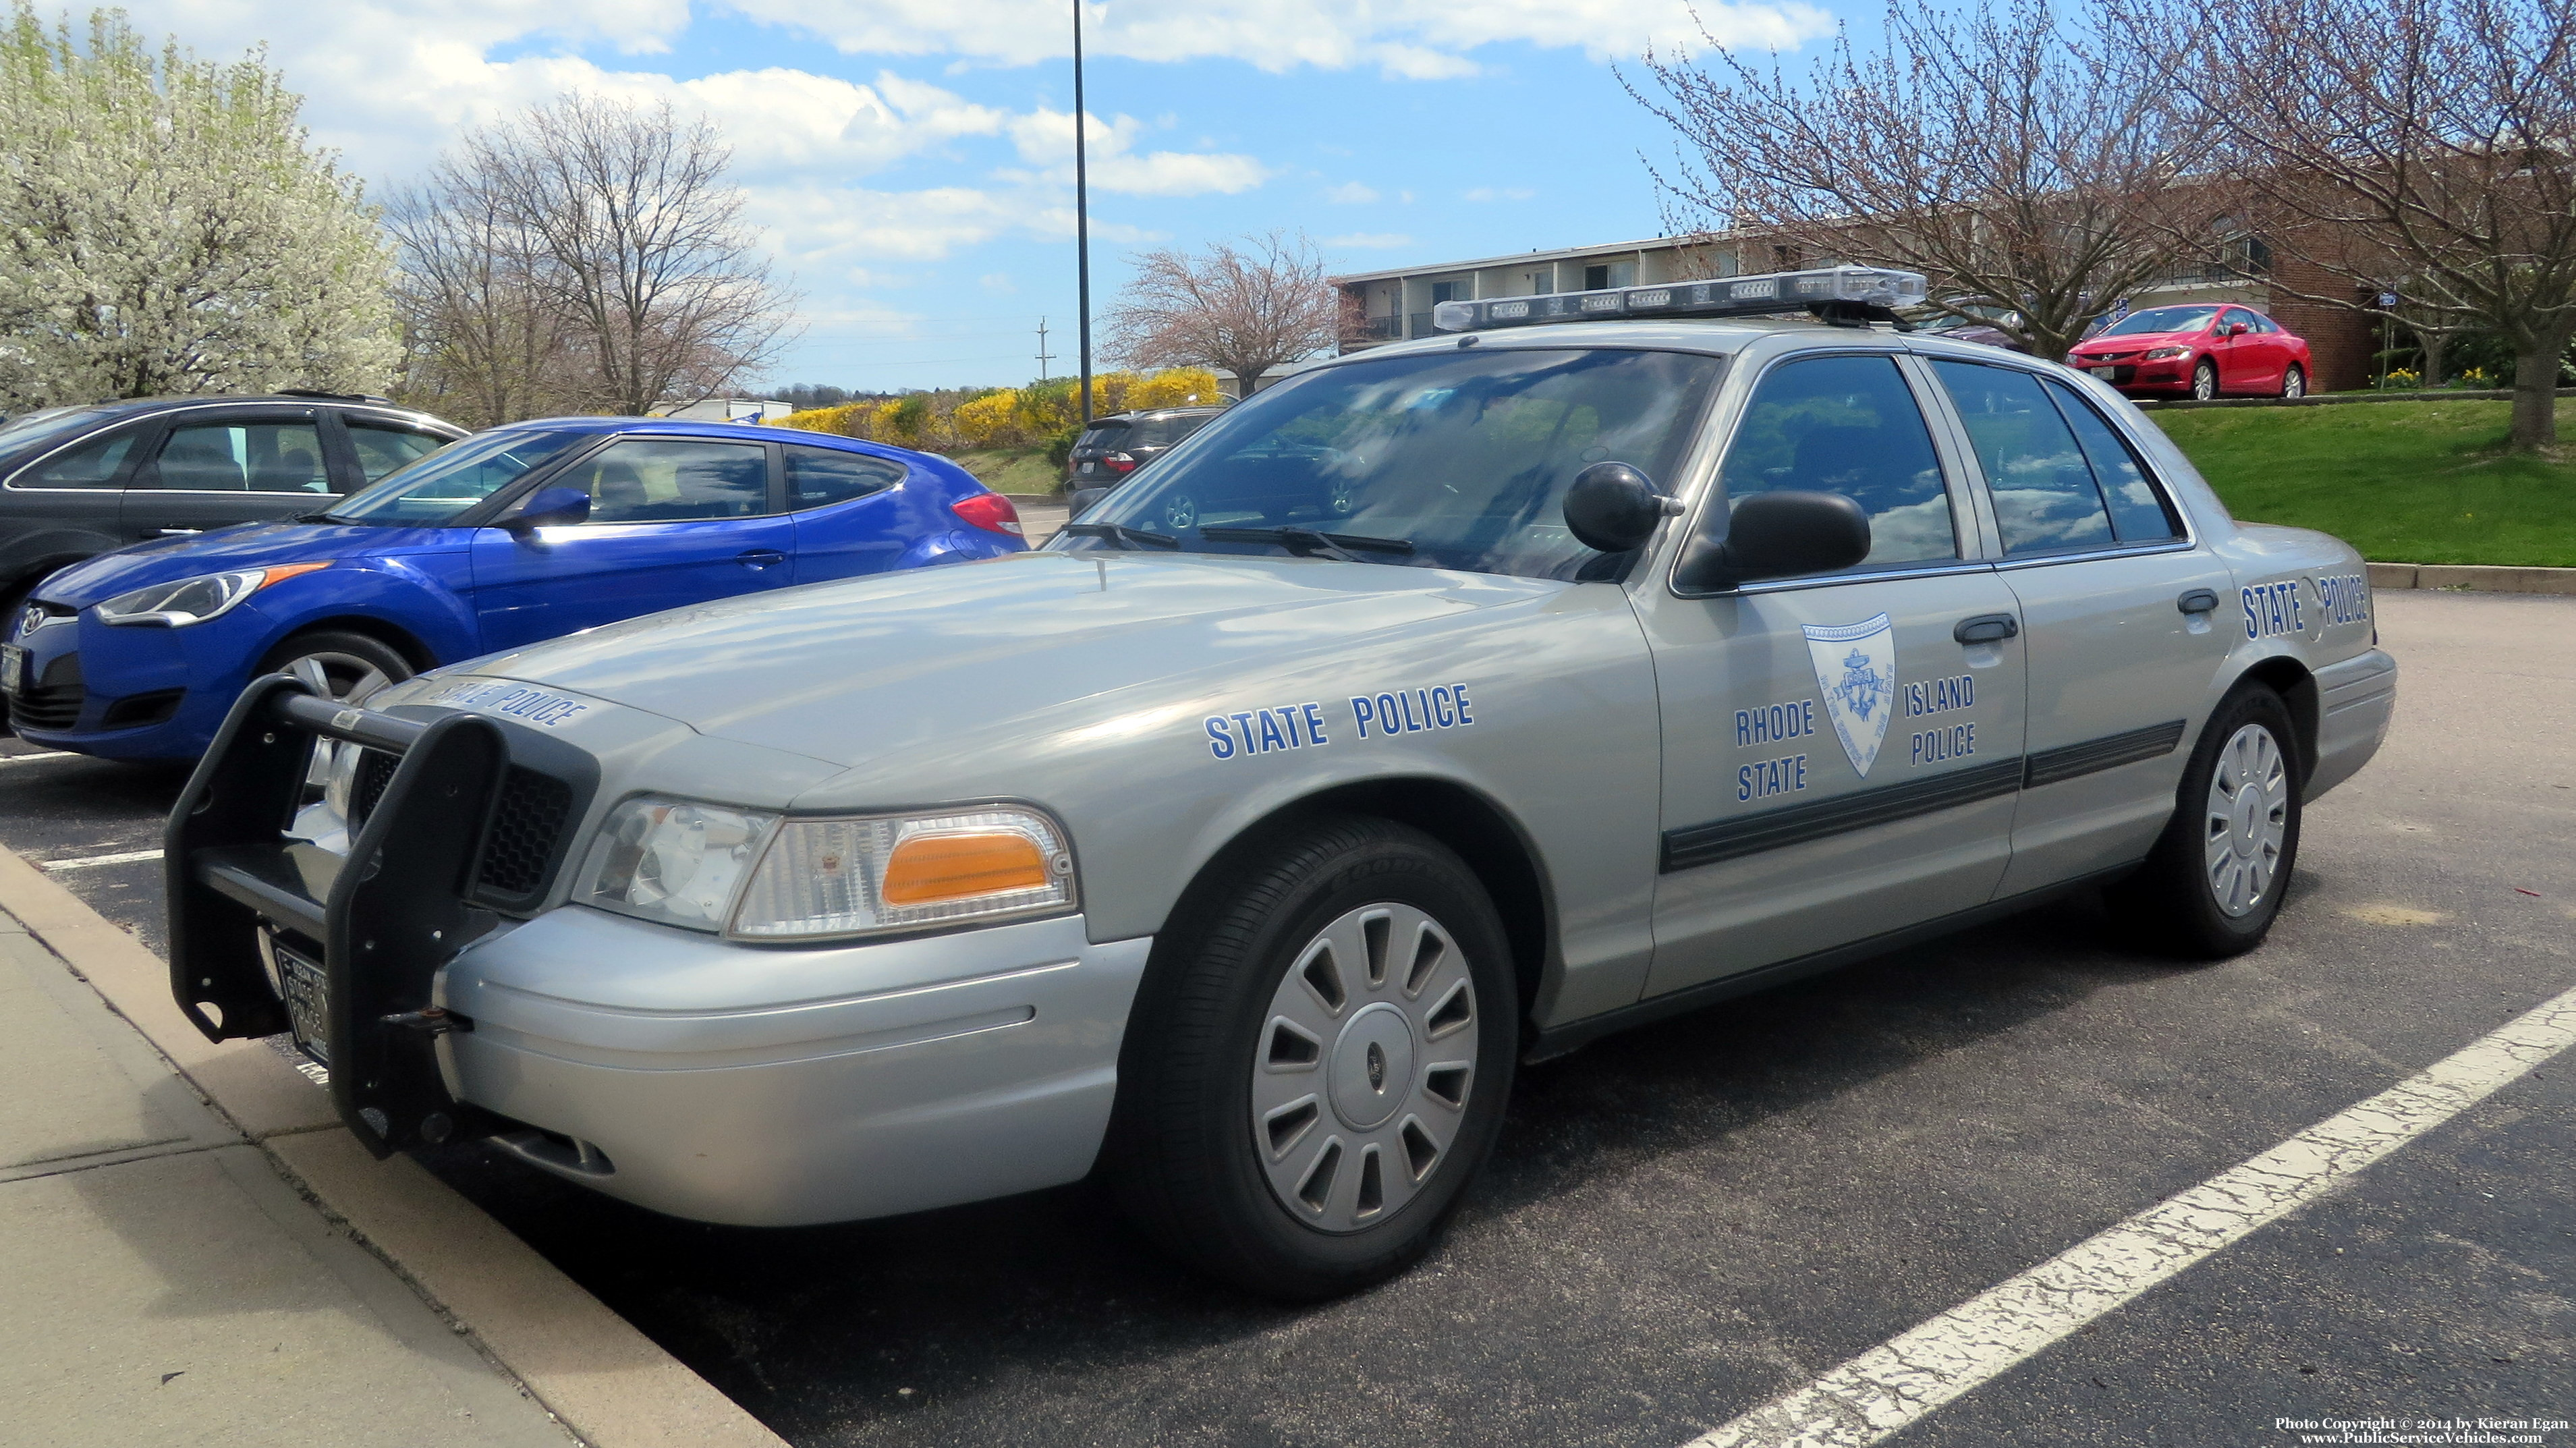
[
  {"xmin": 457, "ymin": 93, "xmax": 798, "ymax": 417},
  {"xmin": 385, "ymin": 169, "xmax": 574, "ymax": 428},
  {"xmin": 1104, "ymin": 231, "xmax": 1337, "ymax": 398},
  {"xmin": 1631, "ymin": 0, "xmax": 2236, "ymax": 361},
  {"xmin": 2150, "ymin": 0, "xmax": 2576, "ymax": 449}
]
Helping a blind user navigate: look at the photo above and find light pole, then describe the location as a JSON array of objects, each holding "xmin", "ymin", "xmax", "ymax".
[{"xmin": 1073, "ymin": 0, "xmax": 1094, "ymax": 426}]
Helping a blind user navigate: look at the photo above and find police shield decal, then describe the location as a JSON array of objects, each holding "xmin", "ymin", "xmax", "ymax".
[{"xmin": 1804, "ymin": 613, "xmax": 1897, "ymax": 777}]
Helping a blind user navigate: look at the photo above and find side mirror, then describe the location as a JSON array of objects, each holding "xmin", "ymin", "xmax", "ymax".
[
  {"xmin": 1562, "ymin": 462, "xmax": 1676, "ymax": 553},
  {"xmin": 1068, "ymin": 486, "xmax": 1111, "ymax": 519},
  {"xmin": 506, "ymin": 486, "xmax": 590, "ymax": 532},
  {"xmin": 2224, "ymin": 322, "xmax": 2249, "ymax": 337},
  {"xmin": 1675, "ymin": 490, "xmax": 1872, "ymax": 592}
]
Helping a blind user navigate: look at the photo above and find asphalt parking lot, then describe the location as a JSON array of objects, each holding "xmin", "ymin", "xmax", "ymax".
[{"xmin": 3, "ymin": 586, "xmax": 2568, "ymax": 1448}]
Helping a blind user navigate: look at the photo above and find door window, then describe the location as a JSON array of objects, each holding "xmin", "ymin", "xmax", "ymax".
[
  {"xmin": 2041, "ymin": 381, "xmax": 2181, "ymax": 542},
  {"xmin": 1713, "ymin": 354, "xmax": 1957, "ymax": 567},
  {"xmin": 345, "ymin": 422, "xmax": 450, "ymax": 483},
  {"xmin": 784, "ymin": 444, "xmax": 902, "ymax": 509},
  {"xmin": 11, "ymin": 428, "xmax": 140, "ymax": 489},
  {"xmin": 551, "ymin": 438, "xmax": 771, "ymax": 523},
  {"xmin": 146, "ymin": 420, "xmax": 331, "ymax": 493},
  {"xmin": 1929, "ymin": 361, "xmax": 2116, "ymax": 555}
]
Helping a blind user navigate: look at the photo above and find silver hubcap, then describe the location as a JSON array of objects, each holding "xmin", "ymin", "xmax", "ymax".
[
  {"xmin": 1251, "ymin": 902, "xmax": 1478, "ymax": 1233},
  {"xmin": 2203, "ymin": 722, "xmax": 2289, "ymax": 917},
  {"xmin": 2285, "ymin": 368, "xmax": 2303, "ymax": 397},
  {"xmin": 2194, "ymin": 364, "xmax": 2216, "ymax": 399},
  {"xmin": 1163, "ymin": 493, "xmax": 1198, "ymax": 530},
  {"xmin": 291, "ymin": 652, "xmax": 397, "ymax": 788}
]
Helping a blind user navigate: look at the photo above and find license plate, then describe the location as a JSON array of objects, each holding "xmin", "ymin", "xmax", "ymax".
[
  {"xmin": 271, "ymin": 937, "xmax": 331, "ymax": 1067},
  {"xmin": 1, "ymin": 643, "xmax": 24, "ymax": 695},
  {"xmin": 2088, "ymin": 366, "xmax": 2117, "ymax": 379}
]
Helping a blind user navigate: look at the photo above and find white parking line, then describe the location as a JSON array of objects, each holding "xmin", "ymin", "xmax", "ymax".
[
  {"xmin": 39, "ymin": 848, "xmax": 163, "ymax": 872},
  {"xmin": 1690, "ymin": 981, "xmax": 2576, "ymax": 1448}
]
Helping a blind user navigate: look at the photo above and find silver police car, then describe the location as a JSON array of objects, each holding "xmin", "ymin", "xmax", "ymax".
[{"xmin": 166, "ymin": 268, "xmax": 2397, "ymax": 1299}]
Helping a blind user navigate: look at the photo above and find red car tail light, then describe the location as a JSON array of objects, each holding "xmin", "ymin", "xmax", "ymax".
[
  {"xmin": 949, "ymin": 492, "xmax": 1024, "ymax": 536},
  {"xmin": 1106, "ymin": 452, "xmax": 1138, "ymax": 475}
]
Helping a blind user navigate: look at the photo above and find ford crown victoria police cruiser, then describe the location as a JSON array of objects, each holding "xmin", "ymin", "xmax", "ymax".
[{"xmin": 165, "ymin": 269, "xmax": 2398, "ymax": 1300}]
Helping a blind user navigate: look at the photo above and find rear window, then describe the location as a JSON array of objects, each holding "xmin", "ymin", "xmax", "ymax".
[{"xmin": 1075, "ymin": 421, "xmax": 1131, "ymax": 451}]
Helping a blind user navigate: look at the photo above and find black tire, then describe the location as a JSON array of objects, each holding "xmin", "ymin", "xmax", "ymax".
[
  {"xmin": 2108, "ymin": 684, "xmax": 2303, "ymax": 958},
  {"xmin": 1109, "ymin": 814, "xmax": 1517, "ymax": 1299},
  {"xmin": 2191, "ymin": 359, "xmax": 2220, "ymax": 400},
  {"xmin": 2280, "ymin": 363, "xmax": 2307, "ymax": 399},
  {"xmin": 256, "ymin": 630, "xmax": 414, "ymax": 705}
]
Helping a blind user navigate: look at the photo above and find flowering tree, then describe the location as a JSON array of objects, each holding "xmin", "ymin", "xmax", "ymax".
[
  {"xmin": 0, "ymin": 5, "xmax": 397, "ymax": 412},
  {"xmin": 1105, "ymin": 232, "xmax": 1337, "ymax": 397}
]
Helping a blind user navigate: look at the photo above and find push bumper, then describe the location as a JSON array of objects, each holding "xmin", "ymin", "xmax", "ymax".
[{"xmin": 442, "ymin": 908, "xmax": 1150, "ymax": 1225}]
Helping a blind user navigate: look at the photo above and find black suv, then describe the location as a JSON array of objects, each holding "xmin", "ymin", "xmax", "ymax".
[
  {"xmin": 0, "ymin": 391, "xmax": 467, "ymax": 618},
  {"xmin": 1065, "ymin": 406, "xmax": 1226, "ymax": 487}
]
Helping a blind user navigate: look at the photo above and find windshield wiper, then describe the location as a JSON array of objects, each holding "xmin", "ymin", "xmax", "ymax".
[
  {"xmin": 1061, "ymin": 521, "xmax": 1181, "ymax": 550},
  {"xmin": 1198, "ymin": 526, "xmax": 1414, "ymax": 563}
]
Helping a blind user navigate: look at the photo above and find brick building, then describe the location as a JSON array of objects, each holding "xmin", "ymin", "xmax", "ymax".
[{"xmin": 1331, "ymin": 230, "xmax": 2380, "ymax": 391}]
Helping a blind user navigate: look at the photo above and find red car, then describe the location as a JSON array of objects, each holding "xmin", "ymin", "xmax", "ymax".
[{"xmin": 2065, "ymin": 304, "xmax": 2313, "ymax": 400}]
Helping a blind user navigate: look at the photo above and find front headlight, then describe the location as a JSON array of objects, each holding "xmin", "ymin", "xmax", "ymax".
[
  {"xmin": 2143, "ymin": 346, "xmax": 2192, "ymax": 360},
  {"xmin": 580, "ymin": 797, "xmax": 780, "ymax": 931},
  {"xmin": 96, "ymin": 562, "xmax": 329, "ymax": 627},
  {"xmin": 731, "ymin": 808, "xmax": 1077, "ymax": 941}
]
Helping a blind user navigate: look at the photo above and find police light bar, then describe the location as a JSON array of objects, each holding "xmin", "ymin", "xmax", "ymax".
[{"xmin": 1429, "ymin": 267, "xmax": 1930, "ymax": 333}]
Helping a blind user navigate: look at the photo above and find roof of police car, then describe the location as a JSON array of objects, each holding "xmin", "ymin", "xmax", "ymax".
[{"xmin": 1328, "ymin": 314, "xmax": 1901, "ymax": 364}]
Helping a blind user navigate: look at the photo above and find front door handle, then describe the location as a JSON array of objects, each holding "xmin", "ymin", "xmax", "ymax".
[
  {"xmin": 1953, "ymin": 613, "xmax": 2019, "ymax": 644},
  {"xmin": 2177, "ymin": 588, "xmax": 2220, "ymax": 614},
  {"xmin": 157, "ymin": 528, "xmax": 203, "ymax": 537},
  {"xmin": 735, "ymin": 548, "xmax": 786, "ymax": 569}
]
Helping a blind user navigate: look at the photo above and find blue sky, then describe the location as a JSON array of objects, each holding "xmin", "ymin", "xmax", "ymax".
[{"xmin": 121, "ymin": 0, "xmax": 1852, "ymax": 393}]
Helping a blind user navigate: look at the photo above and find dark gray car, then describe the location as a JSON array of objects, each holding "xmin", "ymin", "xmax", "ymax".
[
  {"xmin": 1065, "ymin": 406, "xmax": 1227, "ymax": 487},
  {"xmin": 0, "ymin": 392, "xmax": 466, "ymax": 621}
]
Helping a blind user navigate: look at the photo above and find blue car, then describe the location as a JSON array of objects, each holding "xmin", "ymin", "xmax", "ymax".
[{"xmin": 3, "ymin": 418, "xmax": 1028, "ymax": 760}]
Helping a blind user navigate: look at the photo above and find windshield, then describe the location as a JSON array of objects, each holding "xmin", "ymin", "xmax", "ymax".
[
  {"xmin": 326, "ymin": 428, "xmax": 588, "ymax": 524},
  {"xmin": 0, "ymin": 406, "xmax": 111, "ymax": 454},
  {"xmin": 1056, "ymin": 348, "xmax": 1723, "ymax": 582},
  {"xmin": 2098, "ymin": 306, "xmax": 2220, "ymax": 337}
]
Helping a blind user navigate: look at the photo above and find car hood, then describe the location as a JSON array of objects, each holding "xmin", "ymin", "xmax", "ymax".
[
  {"xmin": 40, "ymin": 521, "xmax": 457, "ymax": 607},
  {"xmin": 458, "ymin": 549, "xmax": 1553, "ymax": 769},
  {"xmin": 2072, "ymin": 330, "xmax": 2198, "ymax": 355}
]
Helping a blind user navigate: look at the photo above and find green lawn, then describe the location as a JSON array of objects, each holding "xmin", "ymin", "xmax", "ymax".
[
  {"xmin": 947, "ymin": 447, "xmax": 1063, "ymax": 496},
  {"xmin": 2149, "ymin": 399, "xmax": 2576, "ymax": 567}
]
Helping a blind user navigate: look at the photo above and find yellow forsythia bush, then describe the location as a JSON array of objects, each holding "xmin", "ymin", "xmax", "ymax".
[{"xmin": 779, "ymin": 401, "xmax": 876, "ymax": 439}]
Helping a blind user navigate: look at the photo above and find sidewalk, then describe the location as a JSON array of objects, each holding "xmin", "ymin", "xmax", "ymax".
[{"xmin": 0, "ymin": 916, "xmax": 571, "ymax": 1446}]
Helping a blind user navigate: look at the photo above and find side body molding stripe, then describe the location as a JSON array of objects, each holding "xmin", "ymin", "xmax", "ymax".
[
  {"xmin": 2022, "ymin": 719, "xmax": 2187, "ymax": 789},
  {"xmin": 1656, "ymin": 720, "xmax": 2191, "ymax": 874},
  {"xmin": 1660, "ymin": 758, "xmax": 2024, "ymax": 873}
]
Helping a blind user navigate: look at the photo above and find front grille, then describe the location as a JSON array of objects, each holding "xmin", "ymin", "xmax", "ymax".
[
  {"xmin": 478, "ymin": 767, "xmax": 574, "ymax": 898},
  {"xmin": 345, "ymin": 748, "xmax": 576, "ymax": 903}
]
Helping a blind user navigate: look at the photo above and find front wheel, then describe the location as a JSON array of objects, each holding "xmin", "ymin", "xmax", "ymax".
[
  {"xmin": 2280, "ymin": 363, "xmax": 2307, "ymax": 399},
  {"xmin": 2191, "ymin": 359, "xmax": 2220, "ymax": 400},
  {"xmin": 2108, "ymin": 685, "xmax": 2303, "ymax": 957},
  {"xmin": 1109, "ymin": 815, "xmax": 1517, "ymax": 1299}
]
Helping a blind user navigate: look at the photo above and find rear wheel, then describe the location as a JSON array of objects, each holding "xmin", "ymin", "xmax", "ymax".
[
  {"xmin": 1110, "ymin": 816, "xmax": 1516, "ymax": 1299},
  {"xmin": 2280, "ymin": 363, "xmax": 2307, "ymax": 399},
  {"xmin": 2191, "ymin": 359, "xmax": 2220, "ymax": 400},
  {"xmin": 2108, "ymin": 684, "xmax": 2303, "ymax": 957}
]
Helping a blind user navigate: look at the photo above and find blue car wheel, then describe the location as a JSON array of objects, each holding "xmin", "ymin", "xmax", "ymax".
[{"xmin": 256, "ymin": 630, "xmax": 412, "ymax": 709}]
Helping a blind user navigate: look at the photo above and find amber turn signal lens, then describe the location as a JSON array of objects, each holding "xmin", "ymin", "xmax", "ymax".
[{"xmin": 879, "ymin": 831, "xmax": 1051, "ymax": 906}]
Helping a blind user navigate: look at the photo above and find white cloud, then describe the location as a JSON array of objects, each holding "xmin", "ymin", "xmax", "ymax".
[
  {"xmin": 1324, "ymin": 181, "xmax": 1380, "ymax": 204},
  {"xmin": 1462, "ymin": 186, "xmax": 1537, "ymax": 202},
  {"xmin": 999, "ymin": 107, "xmax": 1268, "ymax": 196},
  {"xmin": 1326, "ymin": 232, "xmax": 1414, "ymax": 249},
  {"xmin": 731, "ymin": 0, "xmax": 1835, "ymax": 75},
  {"xmin": 980, "ymin": 272, "xmax": 1017, "ymax": 293}
]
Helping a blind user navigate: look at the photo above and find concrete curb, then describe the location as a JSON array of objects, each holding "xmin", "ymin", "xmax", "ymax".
[
  {"xmin": 0, "ymin": 844, "xmax": 786, "ymax": 1448},
  {"xmin": 2366, "ymin": 561, "xmax": 2576, "ymax": 596},
  {"xmin": 2136, "ymin": 386, "xmax": 2576, "ymax": 411}
]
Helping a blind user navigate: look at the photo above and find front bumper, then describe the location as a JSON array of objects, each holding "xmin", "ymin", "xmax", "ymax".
[{"xmin": 441, "ymin": 907, "xmax": 1150, "ymax": 1225}]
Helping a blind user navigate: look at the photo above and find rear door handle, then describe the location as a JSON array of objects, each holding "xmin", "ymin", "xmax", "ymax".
[
  {"xmin": 736, "ymin": 548, "xmax": 786, "ymax": 569},
  {"xmin": 2177, "ymin": 588, "xmax": 2220, "ymax": 614},
  {"xmin": 1953, "ymin": 613, "xmax": 2019, "ymax": 644}
]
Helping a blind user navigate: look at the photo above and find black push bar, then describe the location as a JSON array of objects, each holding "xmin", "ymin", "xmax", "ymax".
[{"xmin": 167, "ymin": 674, "xmax": 512, "ymax": 1158}]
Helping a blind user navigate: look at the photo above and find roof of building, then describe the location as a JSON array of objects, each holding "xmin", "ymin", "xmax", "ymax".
[{"xmin": 1328, "ymin": 231, "xmax": 1742, "ymax": 287}]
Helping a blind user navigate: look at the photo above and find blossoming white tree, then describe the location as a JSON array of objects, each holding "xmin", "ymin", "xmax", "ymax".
[{"xmin": 0, "ymin": 5, "xmax": 398, "ymax": 413}]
